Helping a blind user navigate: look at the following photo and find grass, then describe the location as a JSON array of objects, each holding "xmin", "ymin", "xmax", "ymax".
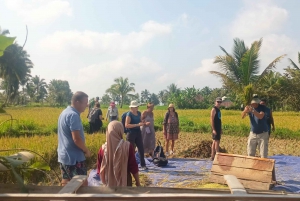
[{"xmin": 0, "ymin": 107, "xmax": 300, "ymax": 139}]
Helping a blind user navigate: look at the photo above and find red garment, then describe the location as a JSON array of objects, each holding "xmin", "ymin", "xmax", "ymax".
[{"xmin": 97, "ymin": 144, "xmax": 138, "ymax": 175}]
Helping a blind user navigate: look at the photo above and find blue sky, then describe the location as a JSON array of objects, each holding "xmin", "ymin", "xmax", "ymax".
[{"xmin": 0, "ymin": 0, "xmax": 299, "ymax": 98}]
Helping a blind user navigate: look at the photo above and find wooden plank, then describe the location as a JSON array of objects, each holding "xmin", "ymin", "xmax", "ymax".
[
  {"xmin": 1, "ymin": 193, "xmax": 300, "ymax": 201},
  {"xmin": 224, "ymin": 175, "xmax": 247, "ymax": 194},
  {"xmin": 58, "ymin": 175, "xmax": 87, "ymax": 194},
  {"xmin": 210, "ymin": 174, "xmax": 272, "ymax": 190},
  {"xmin": 211, "ymin": 164, "xmax": 272, "ymax": 183},
  {"xmin": 0, "ymin": 184, "xmax": 230, "ymax": 194},
  {"xmin": 213, "ymin": 153, "xmax": 275, "ymax": 172}
]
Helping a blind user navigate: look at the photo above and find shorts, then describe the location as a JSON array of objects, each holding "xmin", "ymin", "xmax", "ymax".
[
  {"xmin": 59, "ymin": 161, "xmax": 87, "ymax": 180},
  {"xmin": 212, "ymin": 133, "xmax": 221, "ymax": 141}
]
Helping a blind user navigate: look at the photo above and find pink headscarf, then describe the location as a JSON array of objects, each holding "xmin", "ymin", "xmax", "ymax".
[{"xmin": 110, "ymin": 102, "xmax": 116, "ymax": 109}]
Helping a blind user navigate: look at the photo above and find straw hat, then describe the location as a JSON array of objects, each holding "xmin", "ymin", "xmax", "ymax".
[{"xmin": 168, "ymin": 103, "xmax": 175, "ymax": 108}]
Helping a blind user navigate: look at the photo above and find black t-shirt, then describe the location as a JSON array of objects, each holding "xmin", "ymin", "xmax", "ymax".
[{"xmin": 213, "ymin": 106, "xmax": 222, "ymax": 133}]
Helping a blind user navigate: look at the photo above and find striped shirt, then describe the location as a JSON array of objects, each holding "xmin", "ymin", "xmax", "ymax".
[{"xmin": 106, "ymin": 106, "xmax": 119, "ymax": 119}]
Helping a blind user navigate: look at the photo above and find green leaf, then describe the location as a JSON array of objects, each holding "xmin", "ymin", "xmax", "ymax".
[
  {"xmin": 10, "ymin": 165, "xmax": 28, "ymax": 193},
  {"xmin": 0, "ymin": 35, "xmax": 16, "ymax": 56},
  {"xmin": 29, "ymin": 162, "xmax": 51, "ymax": 171}
]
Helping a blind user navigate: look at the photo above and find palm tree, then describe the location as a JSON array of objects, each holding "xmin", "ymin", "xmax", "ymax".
[
  {"xmin": 105, "ymin": 77, "xmax": 135, "ymax": 108},
  {"xmin": 167, "ymin": 83, "xmax": 180, "ymax": 95},
  {"xmin": 288, "ymin": 52, "xmax": 300, "ymax": 70},
  {"xmin": 0, "ymin": 44, "xmax": 33, "ymax": 105},
  {"xmin": 31, "ymin": 75, "xmax": 48, "ymax": 103},
  {"xmin": 141, "ymin": 89, "xmax": 151, "ymax": 103},
  {"xmin": 210, "ymin": 38, "xmax": 286, "ymax": 105}
]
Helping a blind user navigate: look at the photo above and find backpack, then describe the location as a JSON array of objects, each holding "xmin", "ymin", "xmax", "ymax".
[
  {"xmin": 121, "ymin": 111, "xmax": 141, "ymax": 134},
  {"xmin": 153, "ymin": 140, "xmax": 168, "ymax": 167},
  {"xmin": 121, "ymin": 111, "xmax": 130, "ymax": 133},
  {"xmin": 88, "ymin": 108, "xmax": 99, "ymax": 123}
]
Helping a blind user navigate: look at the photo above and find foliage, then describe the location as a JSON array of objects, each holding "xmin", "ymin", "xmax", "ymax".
[
  {"xmin": 0, "ymin": 44, "xmax": 33, "ymax": 106},
  {"xmin": 100, "ymin": 93, "xmax": 111, "ymax": 105},
  {"xmin": 211, "ymin": 38, "xmax": 286, "ymax": 106},
  {"xmin": 47, "ymin": 79, "xmax": 72, "ymax": 106},
  {"xmin": 106, "ymin": 77, "xmax": 135, "ymax": 108},
  {"xmin": 0, "ymin": 35, "xmax": 15, "ymax": 57}
]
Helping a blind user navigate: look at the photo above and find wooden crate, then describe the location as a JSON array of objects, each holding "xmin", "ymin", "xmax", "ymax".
[{"xmin": 210, "ymin": 153, "xmax": 276, "ymax": 190}]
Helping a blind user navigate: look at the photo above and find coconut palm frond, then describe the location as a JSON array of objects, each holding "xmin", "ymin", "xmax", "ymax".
[
  {"xmin": 233, "ymin": 38, "xmax": 248, "ymax": 65},
  {"xmin": 209, "ymin": 70, "xmax": 240, "ymax": 91},
  {"xmin": 257, "ymin": 54, "xmax": 287, "ymax": 86},
  {"xmin": 288, "ymin": 58, "xmax": 300, "ymax": 70}
]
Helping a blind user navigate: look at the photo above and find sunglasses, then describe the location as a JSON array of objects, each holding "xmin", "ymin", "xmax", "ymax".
[{"xmin": 217, "ymin": 101, "xmax": 222, "ymax": 103}]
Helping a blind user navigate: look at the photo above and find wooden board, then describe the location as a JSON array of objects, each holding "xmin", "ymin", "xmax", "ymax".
[
  {"xmin": 58, "ymin": 175, "xmax": 87, "ymax": 194},
  {"xmin": 213, "ymin": 153, "xmax": 275, "ymax": 171},
  {"xmin": 224, "ymin": 175, "xmax": 247, "ymax": 194},
  {"xmin": 210, "ymin": 174, "xmax": 273, "ymax": 190},
  {"xmin": 211, "ymin": 164, "xmax": 272, "ymax": 183}
]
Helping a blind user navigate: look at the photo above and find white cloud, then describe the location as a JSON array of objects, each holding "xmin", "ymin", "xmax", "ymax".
[
  {"xmin": 38, "ymin": 21, "xmax": 172, "ymax": 54},
  {"xmin": 231, "ymin": 0, "xmax": 288, "ymax": 40},
  {"xmin": 5, "ymin": 0, "xmax": 72, "ymax": 25},
  {"xmin": 191, "ymin": 59, "xmax": 218, "ymax": 76}
]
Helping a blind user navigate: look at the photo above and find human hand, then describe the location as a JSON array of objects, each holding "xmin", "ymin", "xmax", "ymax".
[
  {"xmin": 84, "ymin": 149, "xmax": 91, "ymax": 157},
  {"xmin": 145, "ymin": 122, "xmax": 150, "ymax": 126},
  {"xmin": 213, "ymin": 130, "xmax": 217, "ymax": 135},
  {"xmin": 244, "ymin": 106, "xmax": 251, "ymax": 113}
]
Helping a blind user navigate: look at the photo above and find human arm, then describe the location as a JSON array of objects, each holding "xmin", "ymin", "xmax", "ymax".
[
  {"xmin": 210, "ymin": 108, "xmax": 216, "ymax": 135},
  {"xmin": 241, "ymin": 106, "xmax": 250, "ymax": 119},
  {"xmin": 141, "ymin": 112, "xmax": 150, "ymax": 126},
  {"xmin": 162, "ymin": 112, "xmax": 168, "ymax": 134},
  {"xmin": 250, "ymin": 106, "xmax": 265, "ymax": 119},
  {"xmin": 270, "ymin": 110, "xmax": 275, "ymax": 131},
  {"xmin": 116, "ymin": 108, "xmax": 119, "ymax": 120},
  {"xmin": 71, "ymin": 131, "xmax": 91, "ymax": 157},
  {"xmin": 105, "ymin": 107, "xmax": 109, "ymax": 121}
]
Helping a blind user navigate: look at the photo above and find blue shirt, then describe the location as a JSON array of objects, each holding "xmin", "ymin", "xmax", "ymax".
[
  {"xmin": 57, "ymin": 106, "xmax": 85, "ymax": 165},
  {"xmin": 127, "ymin": 111, "xmax": 141, "ymax": 130},
  {"xmin": 249, "ymin": 104, "xmax": 268, "ymax": 134}
]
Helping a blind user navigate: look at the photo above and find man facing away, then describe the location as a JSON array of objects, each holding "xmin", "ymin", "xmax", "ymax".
[
  {"xmin": 57, "ymin": 91, "xmax": 91, "ymax": 186},
  {"xmin": 210, "ymin": 97, "xmax": 222, "ymax": 161},
  {"xmin": 242, "ymin": 97, "xmax": 269, "ymax": 158},
  {"xmin": 260, "ymin": 98, "xmax": 275, "ymax": 135}
]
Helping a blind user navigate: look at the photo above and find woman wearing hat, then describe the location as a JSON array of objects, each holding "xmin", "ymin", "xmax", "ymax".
[
  {"xmin": 125, "ymin": 101, "xmax": 150, "ymax": 170},
  {"xmin": 163, "ymin": 104, "xmax": 179, "ymax": 156},
  {"xmin": 141, "ymin": 102, "xmax": 156, "ymax": 157},
  {"xmin": 105, "ymin": 102, "xmax": 119, "ymax": 122}
]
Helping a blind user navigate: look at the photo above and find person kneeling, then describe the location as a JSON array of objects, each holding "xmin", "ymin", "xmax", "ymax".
[{"xmin": 97, "ymin": 121, "xmax": 140, "ymax": 187}]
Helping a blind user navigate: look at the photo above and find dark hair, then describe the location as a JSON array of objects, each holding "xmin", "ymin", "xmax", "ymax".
[
  {"xmin": 95, "ymin": 103, "xmax": 100, "ymax": 108},
  {"xmin": 71, "ymin": 91, "xmax": 88, "ymax": 103},
  {"xmin": 168, "ymin": 107, "xmax": 176, "ymax": 112},
  {"xmin": 147, "ymin": 102, "xmax": 154, "ymax": 108},
  {"xmin": 260, "ymin": 98, "xmax": 267, "ymax": 103}
]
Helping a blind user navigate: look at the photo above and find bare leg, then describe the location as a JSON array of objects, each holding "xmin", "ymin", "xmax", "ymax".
[
  {"xmin": 211, "ymin": 140, "xmax": 215, "ymax": 159},
  {"xmin": 215, "ymin": 140, "xmax": 220, "ymax": 153},
  {"xmin": 171, "ymin": 140, "xmax": 175, "ymax": 152},
  {"xmin": 165, "ymin": 140, "xmax": 169, "ymax": 152}
]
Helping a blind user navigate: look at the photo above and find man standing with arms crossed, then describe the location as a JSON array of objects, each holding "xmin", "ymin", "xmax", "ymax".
[
  {"xmin": 57, "ymin": 91, "xmax": 91, "ymax": 186},
  {"xmin": 210, "ymin": 97, "xmax": 222, "ymax": 161}
]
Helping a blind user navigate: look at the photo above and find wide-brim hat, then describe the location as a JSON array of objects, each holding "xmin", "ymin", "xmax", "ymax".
[
  {"xmin": 168, "ymin": 103, "xmax": 175, "ymax": 108},
  {"xmin": 129, "ymin": 101, "xmax": 140, "ymax": 108}
]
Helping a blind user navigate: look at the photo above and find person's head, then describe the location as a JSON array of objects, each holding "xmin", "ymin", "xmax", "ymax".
[
  {"xmin": 129, "ymin": 100, "xmax": 140, "ymax": 112},
  {"xmin": 215, "ymin": 97, "xmax": 222, "ymax": 107},
  {"xmin": 260, "ymin": 98, "xmax": 267, "ymax": 106},
  {"xmin": 71, "ymin": 91, "xmax": 89, "ymax": 113},
  {"xmin": 106, "ymin": 121, "xmax": 124, "ymax": 143},
  {"xmin": 168, "ymin": 103, "xmax": 175, "ymax": 112},
  {"xmin": 147, "ymin": 102, "xmax": 154, "ymax": 112},
  {"xmin": 250, "ymin": 98, "xmax": 260, "ymax": 108},
  {"xmin": 96, "ymin": 97, "xmax": 99, "ymax": 101},
  {"xmin": 110, "ymin": 101, "xmax": 116, "ymax": 108},
  {"xmin": 95, "ymin": 102, "xmax": 100, "ymax": 108}
]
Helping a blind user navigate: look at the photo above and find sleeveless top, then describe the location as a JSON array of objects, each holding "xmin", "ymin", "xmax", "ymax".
[{"xmin": 213, "ymin": 106, "xmax": 222, "ymax": 133}]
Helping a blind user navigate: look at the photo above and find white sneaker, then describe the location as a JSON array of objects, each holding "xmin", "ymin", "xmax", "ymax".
[
  {"xmin": 165, "ymin": 152, "xmax": 169, "ymax": 156},
  {"xmin": 170, "ymin": 151, "xmax": 175, "ymax": 155}
]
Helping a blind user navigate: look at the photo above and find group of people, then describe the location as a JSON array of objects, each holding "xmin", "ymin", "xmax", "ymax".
[
  {"xmin": 210, "ymin": 96, "xmax": 275, "ymax": 160},
  {"xmin": 57, "ymin": 91, "xmax": 180, "ymax": 187},
  {"xmin": 57, "ymin": 91, "xmax": 275, "ymax": 188},
  {"xmin": 87, "ymin": 97, "xmax": 119, "ymax": 134}
]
